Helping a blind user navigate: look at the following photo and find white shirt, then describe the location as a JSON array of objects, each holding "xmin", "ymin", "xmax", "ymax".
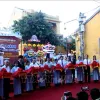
[
  {"xmin": 30, "ymin": 62, "xmax": 39, "ymax": 68},
  {"xmin": 39, "ymin": 63, "xmax": 45, "ymax": 67},
  {"xmin": 11, "ymin": 66, "xmax": 19, "ymax": 73},
  {"xmin": 52, "ymin": 62, "xmax": 58, "ymax": 66},
  {"xmin": 58, "ymin": 60, "xmax": 67, "ymax": 67},
  {"xmin": 1, "ymin": 65, "xmax": 10, "ymax": 73},
  {"xmin": 83, "ymin": 59, "xmax": 91, "ymax": 65}
]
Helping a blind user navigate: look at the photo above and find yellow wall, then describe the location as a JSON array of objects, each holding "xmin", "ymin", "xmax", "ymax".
[
  {"xmin": 75, "ymin": 12, "xmax": 100, "ymax": 59},
  {"xmin": 55, "ymin": 46, "xmax": 66, "ymax": 54},
  {"xmin": 19, "ymin": 43, "xmax": 25, "ymax": 55},
  {"xmin": 84, "ymin": 12, "xmax": 100, "ymax": 59}
]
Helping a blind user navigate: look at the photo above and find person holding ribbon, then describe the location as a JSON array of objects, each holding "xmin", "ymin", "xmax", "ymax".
[
  {"xmin": 11, "ymin": 61, "xmax": 22, "ymax": 96},
  {"xmin": 76, "ymin": 56, "xmax": 84, "ymax": 83},
  {"xmin": 52, "ymin": 59, "xmax": 63, "ymax": 86},
  {"xmin": 58, "ymin": 56, "xmax": 66, "ymax": 84},
  {"xmin": 25, "ymin": 60, "xmax": 33, "ymax": 92},
  {"xmin": 44, "ymin": 58, "xmax": 53, "ymax": 87},
  {"xmin": 0, "ymin": 60, "xmax": 11, "ymax": 100},
  {"xmin": 38, "ymin": 59, "xmax": 46, "ymax": 88},
  {"xmin": 64, "ymin": 57, "xmax": 73, "ymax": 84},
  {"xmin": 83, "ymin": 54, "xmax": 91, "ymax": 83},
  {"xmin": 91, "ymin": 55, "xmax": 99, "ymax": 82}
]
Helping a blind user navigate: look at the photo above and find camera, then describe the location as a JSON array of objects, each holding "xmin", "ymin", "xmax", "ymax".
[
  {"xmin": 81, "ymin": 86, "xmax": 89, "ymax": 91},
  {"xmin": 62, "ymin": 91, "xmax": 72, "ymax": 100}
]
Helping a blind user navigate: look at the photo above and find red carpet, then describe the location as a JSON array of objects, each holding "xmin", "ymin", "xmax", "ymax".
[{"xmin": 10, "ymin": 82, "xmax": 100, "ymax": 100}]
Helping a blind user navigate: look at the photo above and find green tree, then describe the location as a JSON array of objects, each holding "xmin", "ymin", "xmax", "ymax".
[{"xmin": 12, "ymin": 11, "xmax": 60, "ymax": 45}]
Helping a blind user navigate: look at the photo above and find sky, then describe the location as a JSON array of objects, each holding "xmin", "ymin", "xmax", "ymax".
[{"xmin": 0, "ymin": 0, "xmax": 100, "ymax": 37}]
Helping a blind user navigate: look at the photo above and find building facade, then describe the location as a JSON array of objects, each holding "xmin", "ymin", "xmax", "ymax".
[
  {"xmin": 74, "ymin": 9, "xmax": 100, "ymax": 59},
  {"xmin": 8, "ymin": 7, "xmax": 60, "ymax": 34}
]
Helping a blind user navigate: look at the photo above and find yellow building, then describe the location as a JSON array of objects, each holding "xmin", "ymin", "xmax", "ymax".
[{"xmin": 74, "ymin": 9, "xmax": 100, "ymax": 59}]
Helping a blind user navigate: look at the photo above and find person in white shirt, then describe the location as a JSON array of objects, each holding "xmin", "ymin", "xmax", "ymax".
[
  {"xmin": 76, "ymin": 56, "xmax": 84, "ymax": 83},
  {"xmin": 52, "ymin": 59, "xmax": 62, "ymax": 85},
  {"xmin": 52, "ymin": 58, "xmax": 58, "ymax": 66},
  {"xmin": 44, "ymin": 58, "xmax": 53, "ymax": 87},
  {"xmin": 0, "ymin": 60, "xmax": 10, "ymax": 99},
  {"xmin": 58, "ymin": 56, "xmax": 67, "ymax": 68},
  {"xmin": 11, "ymin": 61, "xmax": 22, "ymax": 96},
  {"xmin": 25, "ymin": 60, "xmax": 31, "ymax": 70},
  {"xmin": 65, "ymin": 56, "xmax": 73, "ymax": 84},
  {"xmin": 83, "ymin": 54, "xmax": 91, "ymax": 83},
  {"xmin": 44, "ymin": 58, "xmax": 53, "ymax": 68},
  {"xmin": 58, "ymin": 56, "xmax": 67, "ymax": 84},
  {"xmin": 25, "ymin": 60, "xmax": 33, "ymax": 92},
  {"xmin": 38, "ymin": 59, "xmax": 46, "ymax": 88},
  {"xmin": 91, "ymin": 55, "xmax": 99, "ymax": 82},
  {"xmin": 39, "ymin": 59, "xmax": 45, "ymax": 67},
  {"xmin": 30, "ymin": 58, "xmax": 39, "ymax": 89},
  {"xmin": 1, "ymin": 60, "xmax": 10, "ymax": 72}
]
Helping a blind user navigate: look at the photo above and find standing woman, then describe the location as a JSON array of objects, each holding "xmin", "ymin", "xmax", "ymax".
[
  {"xmin": 11, "ymin": 61, "xmax": 22, "ymax": 96},
  {"xmin": 76, "ymin": 56, "xmax": 84, "ymax": 83},
  {"xmin": 91, "ymin": 55, "xmax": 99, "ymax": 82},
  {"xmin": 38, "ymin": 59, "xmax": 46, "ymax": 88},
  {"xmin": 25, "ymin": 60, "xmax": 33, "ymax": 92},
  {"xmin": 52, "ymin": 59, "xmax": 62, "ymax": 86},
  {"xmin": 64, "ymin": 57, "xmax": 73, "ymax": 84}
]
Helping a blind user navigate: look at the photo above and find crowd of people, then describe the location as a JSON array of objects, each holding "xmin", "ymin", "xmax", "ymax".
[
  {"xmin": 0, "ymin": 53, "xmax": 100, "ymax": 100},
  {"xmin": 61, "ymin": 88, "xmax": 100, "ymax": 100}
]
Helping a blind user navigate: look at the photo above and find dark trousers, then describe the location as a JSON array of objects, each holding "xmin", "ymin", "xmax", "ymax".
[
  {"xmin": 33, "ymin": 74, "xmax": 38, "ymax": 89},
  {"xmin": 3, "ymin": 78, "xmax": 10, "ymax": 99},
  {"xmin": 45, "ymin": 72, "xmax": 52, "ymax": 87},
  {"xmin": 84, "ymin": 66, "xmax": 90, "ymax": 83},
  {"xmin": 71, "ymin": 69, "xmax": 75, "ymax": 82}
]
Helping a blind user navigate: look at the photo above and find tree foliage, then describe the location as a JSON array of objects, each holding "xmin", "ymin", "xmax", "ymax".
[
  {"xmin": 62, "ymin": 36, "xmax": 76, "ymax": 51},
  {"xmin": 12, "ymin": 11, "xmax": 60, "ymax": 45}
]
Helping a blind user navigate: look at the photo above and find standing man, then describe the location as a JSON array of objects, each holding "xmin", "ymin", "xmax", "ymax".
[
  {"xmin": 71, "ymin": 53, "xmax": 76, "ymax": 83},
  {"xmin": 58, "ymin": 56, "xmax": 66, "ymax": 84},
  {"xmin": 83, "ymin": 54, "xmax": 91, "ymax": 83},
  {"xmin": 0, "ymin": 60, "xmax": 11, "ymax": 100},
  {"xmin": 18, "ymin": 55, "xmax": 25, "ymax": 70},
  {"xmin": 17, "ymin": 55, "xmax": 25, "ymax": 93}
]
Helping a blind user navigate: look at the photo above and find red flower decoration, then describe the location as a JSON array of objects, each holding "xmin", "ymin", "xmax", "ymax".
[
  {"xmin": 91, "ymin": 61, "xmax": 99, "ymax": 68},
  {"xmin": 44, "ymin": 65, "xmax": 51, "ymax": 72},
  {"xmin": 65, "ymin": 63, "xmax": 75, "ymax": 69}
]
